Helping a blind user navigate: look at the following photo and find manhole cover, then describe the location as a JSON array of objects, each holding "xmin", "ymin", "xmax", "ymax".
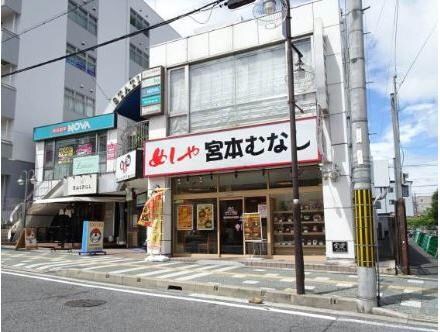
[{"xmin": 64, "ymin": 299, "xmax": 106, "ymax": 307}]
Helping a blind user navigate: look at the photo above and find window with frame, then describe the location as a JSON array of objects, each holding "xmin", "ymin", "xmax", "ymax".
[
  {"xmin": 130, "ymin": 9, "xmax": 149, "ymax": 37},
  {"xmin": 129, "ymin": 43, "xmax": 149, "ymax": 68},
  {"xmin": 66, "ymin": 43, "xmax": 97, "ymax": 77},
  {"xmin": 68, "ymin": 0, "xmax": 98, "ymax": 35},
  {"xmin": 64, "ymin": 88, "xmax": 95, "ymax": 116},
  {"xmin": 168, "ymin": 38, "xmax": 315, "ymax": 136}
]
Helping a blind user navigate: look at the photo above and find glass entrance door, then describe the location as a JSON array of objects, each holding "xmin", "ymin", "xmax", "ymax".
[{"xmin": 220, "ymin": 199, "xmax": 243, "ymax": 254}]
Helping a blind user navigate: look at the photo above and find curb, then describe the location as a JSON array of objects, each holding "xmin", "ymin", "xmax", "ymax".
[{"xmin": 54, "ymin": 269, "xmax": 370, "ymax": 315}]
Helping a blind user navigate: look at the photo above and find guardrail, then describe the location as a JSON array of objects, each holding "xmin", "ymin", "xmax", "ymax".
[{"xmin": 413, "ymin": 231, "xmax": 438, "ymax": 258}]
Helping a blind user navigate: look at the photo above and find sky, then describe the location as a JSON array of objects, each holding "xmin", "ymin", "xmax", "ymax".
[{"xmin": 145, "ymin": 0, "xmax": 438, "ymax": 196}]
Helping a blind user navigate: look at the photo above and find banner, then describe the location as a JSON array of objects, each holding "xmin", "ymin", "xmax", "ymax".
[
  {"xmin": 81, "ymin": 221, "xmax": 104, "ymax": 253},
  {"xmin": 177, "ymin": 205, "xmax": 193, "ymax": 230},
  {"xmin": 148, "ymin": 218, "xmax": 162, "ymax": 249},
  {"xmin": 58, "ymin": 146, "xmax": 74, "ymax": 164},
  {"xmin": 24, "ymin": 228, "xmax": 38, "ymax": 249},
  {"xmin": 197, "ymin": 204, "xmax": 214, "ymax": 230},
  {"xmin": 144, "ymin": 118, "xmax": 319, "ymax": 177},
  {"xmin": 115, "ymin": 150, "xmax": 137, "ymax": 182},
  {"xmin": 137, "ymin": 191, "xmax": 164, "ymax": 227},
  {"xmin": 243, "ymin": 213, "xmax": 263, "ymax": 242},
  {"xmin": 66, "ymin": 174, "xmax": 97, "ymax": 195},
  {"xmin": 72, "ymin": 155, "xmax": 99, "ymax": 175}
]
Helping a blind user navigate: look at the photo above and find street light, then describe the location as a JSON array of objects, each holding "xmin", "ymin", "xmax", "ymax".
[{"xmin": 17, "ymin": 169, "xmax": 36, "ymax": 230}]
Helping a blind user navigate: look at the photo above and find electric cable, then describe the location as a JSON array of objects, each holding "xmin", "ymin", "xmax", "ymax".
[
  {"xmin": 2, "ymin": 0, "xmax": 96, "ymax": 44},
  {"xmin": 398, "ymin": 22, "xmax": 437, "ymax": 92},
  {"xmin": 393, "ymin": 0, "xmax": 399, "ymax": 75},
  {"xmin": 2, "ymin": 0, "xmax": 224, "ymax": 78}
]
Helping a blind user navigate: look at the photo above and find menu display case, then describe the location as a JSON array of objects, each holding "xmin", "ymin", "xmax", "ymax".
[{"xmin": 271, "ymin": 188, "xmax": 325, "ymax": 255}]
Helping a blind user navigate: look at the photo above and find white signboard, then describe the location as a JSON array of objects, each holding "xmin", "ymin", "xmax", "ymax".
[
  {"xmin": 144, "ymin": 118, "xmax": 319, "ymax": 177},
  {"xmin": 66, "ymin": 174, "xmax": 98, "ymax": 195},
  {"xmin": 116, "ymin": 151, "xmax": 137, "ymax": 182}
]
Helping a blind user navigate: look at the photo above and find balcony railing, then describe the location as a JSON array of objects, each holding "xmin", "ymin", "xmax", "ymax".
[{"xmin": 119, "ymin": 121, "xmax": 149, "ymax": 156}]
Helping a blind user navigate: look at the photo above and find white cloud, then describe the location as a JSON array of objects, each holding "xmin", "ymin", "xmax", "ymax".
[{"xmin": 364, "ymin": 0, "xmax": 438, "ymax": 103}]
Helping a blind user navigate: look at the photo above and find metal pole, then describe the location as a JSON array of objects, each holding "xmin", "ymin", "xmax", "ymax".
[
  {"xmin": 391, "ymin": 75, "xmax": 402, "ymax": 199},
  {"xmin": 22, "ymin": 171, "xmax": 28, "ymax": 230},
  {"xmin": 347, "ymin": 0, "xmax": 377, "ymax": 312},
  {"xmin": 285, "ymin": 0, "xmax": 305, "ymax": 295}
]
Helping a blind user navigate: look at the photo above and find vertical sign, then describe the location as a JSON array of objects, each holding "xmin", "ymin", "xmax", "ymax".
[
  {"xmin": 81, "ymin": 221, "xmax": 104, "ymax": 253},
  {"xmin": 141, "ymin": 66, "xmax": 164, "ymax": 117}
]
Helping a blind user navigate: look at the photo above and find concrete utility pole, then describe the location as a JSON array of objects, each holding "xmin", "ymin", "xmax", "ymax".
[
  {"xmin": 347, "ymin": 0, "xmax": 377, "ymax": 312},
  {"xmin": 391, "ymin": 75, "xmax": 403, "ymax": 199}
]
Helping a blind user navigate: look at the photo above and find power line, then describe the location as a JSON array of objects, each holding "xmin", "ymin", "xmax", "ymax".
[
  {"xmin": 373, "ymin": 0, "xmax": 386, "ymax": 35},
  {"xmin": 2, "ymin": 0, "xmax": 96, "ymax": 44},
  {"xmin": 2, "ymin": 0, "xmax": 224, "ymax": 78},
  {"xmin": 398, "ymin": 22, "xmax": 438, "ymax": 92},
  {"xmin": 393, "ymin": 0, "xmax": 399, "ymax": 75}
]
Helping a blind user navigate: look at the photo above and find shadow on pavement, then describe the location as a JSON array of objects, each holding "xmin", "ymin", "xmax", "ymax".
[{"xmin": 409, "ymin": 241, "xmax": 438, "ymax": 277}]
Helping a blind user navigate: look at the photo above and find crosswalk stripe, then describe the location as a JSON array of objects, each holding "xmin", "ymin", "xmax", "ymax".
[
  {"xmin": 12, "ymin": 263, "xmax": 26, "ymax": 267},
  {"xmin": 194, "ymin": 265, "xmax": 224, "ymax": 272},
  {"xmin": 38, "ymin": 258, "xmax": 125, "ymax": 271},
  {"xmin": 80, "ymin": 260, "xmax": 129, "ymax": 271},
  {"xmin": 335, "ymin": 283, "xmax": 354, "ymax": 287},
  {"xmin": 109, "ymin": 266, "xmax": 150, "ymax": 274},
  {"xmin": 155, "ymin": 270, "xmax": 194, "ymax": 279},
  {"xmin": 49, "ymin": 261, "xmax": 109, "ymax": 270},
  {"xmin": 24, "ymin": 259, "xmax": 66, "ymax": 269},
  {"xmin": 135, "ymin": 269, "xmax": 174, "ymax": 277},
  {"xmin": 314, "ymin": 277, "xmax": 329, "ymax": 281},
  {"xmin": 211, "ymin": 265, "xmax": 240, "ymax": 273},
  {"xmin": 176, "ymin": 272, "xmax": 212, "ymax": 281}
]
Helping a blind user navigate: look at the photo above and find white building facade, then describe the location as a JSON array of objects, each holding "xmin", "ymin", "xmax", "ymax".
[{"xmin": 32, "ymin": 0, "xmax": 356, "ymax": 260}]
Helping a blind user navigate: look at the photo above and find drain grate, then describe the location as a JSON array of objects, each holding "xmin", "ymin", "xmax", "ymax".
[{"xmin": 64, "ymin": 299, "xmax": 106, "ymax": 307}]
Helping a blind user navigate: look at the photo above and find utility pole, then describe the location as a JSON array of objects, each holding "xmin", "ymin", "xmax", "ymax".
[
  {"xmin": 347, "ymin": 0, "xmax": 377, "ymax": 312},
  {"xmin": 391, "ymin": 75, "xmax": 410, "ymax": 274},
  {"xmin": 284, "ymin": 0, "xmax": 305, "ymax": 295},
  {"xmin": 391, "ymin": 75, "xmax": 402, "ymax": 199}
]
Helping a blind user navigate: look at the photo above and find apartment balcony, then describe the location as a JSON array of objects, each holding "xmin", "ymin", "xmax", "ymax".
[
  {"xmin": 1, "ymin": 83, "xmax": 16, "ymax": 119},
  {"xmin": 1, "ymin": 28, "xmax": 19, "ymax": 65},
  {"xmin": 1, "ymin": 0, "xmax": 21, "ymax": 15}
]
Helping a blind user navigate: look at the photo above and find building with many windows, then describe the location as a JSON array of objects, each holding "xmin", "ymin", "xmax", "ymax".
[
  {"xmin": 1, "ymin": 0, "xmax": 179, "ymax": 222},
  {"xmin": 30, "ymin": 0, "xmax": 359, "ymax": 261}
]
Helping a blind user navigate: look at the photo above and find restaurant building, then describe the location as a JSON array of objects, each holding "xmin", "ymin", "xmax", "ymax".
[{"xmin": 31, "ymin": 0, "xmax": 354, "ymax": 260}]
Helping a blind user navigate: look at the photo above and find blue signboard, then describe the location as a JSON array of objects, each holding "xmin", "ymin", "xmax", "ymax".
[
  {"xmin": 80, "ymin": 221, "xmax": 106, "ymax": 255},
  {"xmin": 142, "ymin": 85, "xmax": 161, "ymax": 97},
  {"xmin": 141, "ymin": 95, "xmax": 161, "ymax": 107},
  {"xmin": 33, "ymin": 113, "xmax": 116, "ymax": 141}
]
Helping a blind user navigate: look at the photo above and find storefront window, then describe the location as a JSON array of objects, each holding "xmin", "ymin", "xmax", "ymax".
[
  {"xmin": 172, "ymin": 174, "xmax": 217, "ymax": 195},
  {"xmin": 43, "ymin": 141, "xmax": 55, "ymax": 180},
  {"xmin": 219, "ymin": 170, "xmax": 267, "ymax": 191},
  {"xmin": 269, "ymin": 166, "xmax": 322, "ymax": 188},
  {"xmin": 174, "ymin": 198, "xmax": 217, "ymax": 254}
]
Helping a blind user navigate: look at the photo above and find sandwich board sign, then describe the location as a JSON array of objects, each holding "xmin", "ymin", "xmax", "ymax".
[{"xmin": 80, "ymin": 221, "xmax": 106, "ymax": 255}]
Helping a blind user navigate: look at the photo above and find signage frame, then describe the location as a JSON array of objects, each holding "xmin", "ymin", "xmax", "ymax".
[
  {"xmin": 33, "ymin": 113, "xmax": 116, "ymax": 141},
  {"xmin": 332, "ymin": 241, "xmax": 348, "ymax": 253},
  {"xmin": 143, "ymin": 117, "xmax": 320, "ymax": 178},
  {"xmin": 140, "ymin": 66, "xmax": 164, "ymax": 117},
  {"xmin": 72, "ymin": 155, "xmax": 100, "ymax": 175},
  {"xmin": 66, "ymin": 174, "xmax": 98, "ymax": 196}
]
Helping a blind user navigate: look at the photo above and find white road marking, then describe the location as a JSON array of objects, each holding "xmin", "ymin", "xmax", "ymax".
[
  {"xmin": 305, "ymin": 285, "xmax": 315, "ymax": 290},
  {"xmin": 280, "ymin": 278, "xmax": 295, "ymax": 282},
  {"xmin": 304, "ymin": 272, "xmax": 311, "ymax": 275},
  {"xmin": 211, "ymin": 265, "xmax": 240, "ymax": 273},
  {"xmin": 176, "ymin": 272, "xmax": 212, "ymax": 281},
  {"xmin": 135, "ymin": 269, "xmax": 174, "ymax": 277},
  {"xmin": 264, "ymin": 273, "xmax": 279, "ymax": 277},
  {"xmin": 336, "ymin": 283, "xmax": 354, "ymax": 287},
  {"xmin": 408, "ymin": 279, "xmax": 424, "ymax": 284},
  {"xmin": 314, "ymin": 277, "xmax": 329, "ymax": 281},
  {"xmin": 80, "ymin": 260, "xmax": 129, "ymax": 271},
  {"xmin": 253, "ymin": 269, "xmax": 266, "ymax": 272},
  {"xmin": 348, "ymin": 275, "xmax": 357, "ymax": 278},
  {"xmin": 242, "ymin": 280, "xmax": 259, "ymax": 284},
  {"xmin": 403, "ymin": 289, "xmax": 421, "ymax": 293},
  {"xmin": 232, "ymin": 274, "xmax": 246, "ymax": 278},
  {"xmin": 194, "ymin": 265, "xmax": 225, "ymax": 272},
  {"xmin": 155, "ymin": 270, "xmax": 194, "ymax": 279},
  {"xmin": 109, "ymin": 266, "xmax": 151, "ymax": 274},
  {"xmin": 12, "ymin": 263, "xmax": 26, "ymax": 267},
  {"xmin": 2, "ymin": 270, "xmax": 436, "ymax": 332},
  {"xmin": 401, "ymin": 300, "xmax": 422, "ymax": 308}
]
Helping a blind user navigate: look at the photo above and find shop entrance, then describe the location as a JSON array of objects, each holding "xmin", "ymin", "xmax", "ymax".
[{"xmin": 220, "ymin": 198, "xmax": 243, "ymax": 254}]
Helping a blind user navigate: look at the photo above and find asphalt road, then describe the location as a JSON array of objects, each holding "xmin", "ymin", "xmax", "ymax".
[{"xmin": 1, "ymin": 271, "xmax": 436, "ymax": 332}]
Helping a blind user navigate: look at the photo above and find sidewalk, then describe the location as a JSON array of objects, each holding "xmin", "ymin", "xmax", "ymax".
[{"xmin": 2, "ymin": 246, "xmax": 437, "ymax": 323}]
